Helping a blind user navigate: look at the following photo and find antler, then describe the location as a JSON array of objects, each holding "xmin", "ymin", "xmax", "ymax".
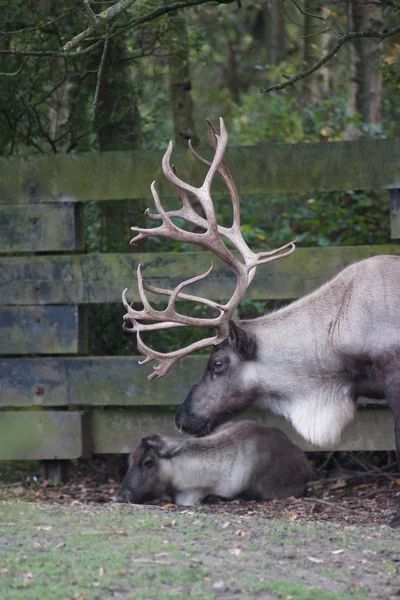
[{"xmin": 123, "ymin": 118, "xmax": 296, "ymax": 380}]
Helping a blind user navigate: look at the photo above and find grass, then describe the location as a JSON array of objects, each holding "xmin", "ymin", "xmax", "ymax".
[{"xmin": 0, "ymin": 501, "xmax": 399, "ymax": 599}]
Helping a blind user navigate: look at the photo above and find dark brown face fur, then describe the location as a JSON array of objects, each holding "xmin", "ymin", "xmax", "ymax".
[
  {"xmin": 175, "ymin": 321, "xmax": 260, "ymax": 436},
  {"xmin": 115, "ymin": 437, "xmax": 165, "ymax": 503}
]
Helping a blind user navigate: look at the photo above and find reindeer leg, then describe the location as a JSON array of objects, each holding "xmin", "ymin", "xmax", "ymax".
[{"xmin": 383, "ymin": 360, "xmax": 400, "ymax": 527}]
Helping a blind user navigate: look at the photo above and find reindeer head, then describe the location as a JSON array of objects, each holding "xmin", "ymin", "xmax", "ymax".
[{"xmin": 115, "ymin": 435, "xmax": 186, "ymax": 503}]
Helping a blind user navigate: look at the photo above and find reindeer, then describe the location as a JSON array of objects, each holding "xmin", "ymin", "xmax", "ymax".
[
  {"xmin": 122, "ymin": 119, "xmax": 400, "ymax": 527},
  {"xmin": 115, "ymin": 421, "xmax": 312, "ymax": 505}
]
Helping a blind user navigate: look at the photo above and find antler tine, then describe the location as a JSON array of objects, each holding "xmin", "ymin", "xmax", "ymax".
[
  {"xmin": 130, "ymin": 181, "xmax": 208, "ymax": 246},
  {"xmin": 136, "ymin": 330, "xmax": 226, "ymax": 380},
  {"xmin": 246, "ymin": 240, "xmax": 297, "ymax": 285},
  {"xmin": 188, "ymin": 129, "xmax": 241, "ymax": 225},
  {"xmin": 142, "ymin": 280, "xmax": 223, "ymax": 312},
  {"xmin": 123, "ymin": 263, "xmax": 227, "ymax": 331},
  {"xmin": 162, "ymin": 120, "xmax": 228, "ymax": 228}
]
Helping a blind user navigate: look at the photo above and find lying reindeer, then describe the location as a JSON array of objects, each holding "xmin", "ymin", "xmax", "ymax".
[
  {"xmin": 122, "ymin": 118, "xmax": 400, "ymax": 526},
  {"xmin": 115, "ymin": 421, "xmax": 312, "ymax": 505}
]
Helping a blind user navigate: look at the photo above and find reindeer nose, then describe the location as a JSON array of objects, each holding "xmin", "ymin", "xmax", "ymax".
[
  {"xmin": 175, "ymin": 404, "xmax": 191, "ymax": 432},
  {"xmin": 175, "ymin": 404, "xmax": 208, "ymax": 436}
]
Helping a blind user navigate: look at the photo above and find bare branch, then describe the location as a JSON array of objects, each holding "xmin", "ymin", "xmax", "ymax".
[
  {"xmin": 91, "ymin": 27, "xmax": 109, "ymax": 121},
  {"xmin": 64, "ymin": 0, "xmax": 137, "ymax": 51},
  {"xmin": 0, "ymin": 57, "xmax": 28, "ymax": 77},
  {"xmin": 0, "ymin": 8, "xmax": 80, "ymax": 36},
  {"xmin": 290, "ymin": 0, "xmax": 331, "ymax": 23},
  {"xmin": 64, "ymin": 0, "xmax": 235, "ymax": 51},
  {"xmin": 0, "ymin": 40, "xmax": 102, "ymax": 59},
  {"xmin": 261, "ymin": 23, "xmax": 400, "ymax": 93},
  {"xmin": 79, "ymin": 0, "xmax": 100, "ymax": 28}
]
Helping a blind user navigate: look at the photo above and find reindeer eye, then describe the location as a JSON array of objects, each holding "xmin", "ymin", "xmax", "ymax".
[
  {"xmin": 213, "ymin": 360, "xmax": 225, "ymax": 374},
  {"xmin": 142, "ymin": 457, "xmax": 154, "ymax": 469}
]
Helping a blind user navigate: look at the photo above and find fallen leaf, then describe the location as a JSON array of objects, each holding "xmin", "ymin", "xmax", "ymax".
[
  {"xmin": 221, "ymin": 521, "xmax": 231, "ymax": 529},
  {"xmin": 332, "ymin": 549, "xmax": 344, "ymax": 555},
  {"xmin": 93, "ymin": 581, "xmax": 100, "ymax": 587},
  {"xmin": 23, "ymin": 572, "xmax": 34, "ymax": 581},
  {"xmin": 312, "ymin": 504, "xmax": 326, "ymax": 514},
  {"xmin": 307, "ymin": 557, "xmax": 324, "ymax": 564},
  {"xmin": 55, "ymin": 542, "xmax": 65, "ymax": 549},
  {"xmin": 228, "ymin": 546, "xmax": 242, "ymax": 557},
  {"xmin": 99, "ymin": 567, "xmax": 105, "ymax": 577},
  {"xmin": 329, "ymin": 479, "xmax": 347, "ymax": 490},
  {"xmin": 204, "ymin": 576, "xmax": 212, "ymax": 582},
  {"xmin": 108, "ymin": 488, "xmax": 115, "ymax": 495},
  {"xmin": 36, "ymin": 525, "xmax": 51, "ymax": 531},
  {"xmin": 234, "ymin": 529, "xmax": 245, "ymax": 537},
  {"xmin": 288, "ymin": 513, "xmax": 298, "ymax": 521},
  {"xmin": 161, "ymin": 520, "xmax": 176, "ymax": 529},
  {"xmin": 162, "ymin": 503, "xmax": 177, "ymax": 509}
]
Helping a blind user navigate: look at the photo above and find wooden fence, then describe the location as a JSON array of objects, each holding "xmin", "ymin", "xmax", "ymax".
[{"xmin": 1, "ymin": 138, "xmax": 400, "ymax": 476}]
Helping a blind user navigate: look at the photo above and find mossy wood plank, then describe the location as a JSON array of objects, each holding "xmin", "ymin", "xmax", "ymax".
[
  {"xmin": 390, "ymin": 189, "xmax": 400, "ymax": 240},
  {"xmin": 0, "ymin": 139, "xmax": 399, "ymax": 204},
  {"xmin": 0, "ymin": 356, "xmax": 200, "ymax": 407},
  {"xmin": 1, "ymin": 245, "xmax": 400, "ymax": 306},
  {"xmin": 0, "ymin": 356, "xmax": 390, "ymax": 409},
  {"xmin": 0, "ymin": 306, "xmax": 87, "ymax": 354},
  {"xmin": 0, "ymin": 411, "xmax": 90, "ymax": 459},
  {"xmin": 90, "ymin": 407, "xmax": 395, "ymax": 453},
  {"xmin": 0, "ymin": 202, "xmax": 83, "ymax": 253}
]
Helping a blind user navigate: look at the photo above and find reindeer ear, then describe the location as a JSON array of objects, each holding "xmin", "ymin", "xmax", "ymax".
[
  {"xmin": 143, "ymin": 435, "xmax": 186, "ymax": 458},
  {"xmin": 228, "ymin": 320, "xmax": 256, "ymax": 360}
]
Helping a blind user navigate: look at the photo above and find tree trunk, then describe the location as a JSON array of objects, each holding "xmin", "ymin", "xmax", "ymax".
[
  {"xmin": 95, "ymin": 39, "xmax": 141, "ymax": 151},
  {"xmin": 225, "ymin": 36, "xmax": 241, "ymax": 105},
  {"xmin": 167, "ymin": 10, "xmax": 198, "ymax": 147},
  {"xmin": 266, "ymin": 0, "xmax": 287, "ymax": 65},
  {"xmin": 251, "ymin": 0, "xmax": 287, "ymax": 66},
  {"xmin": 303, "ymin": 0, "xmax": 325, "ymax": 102},
  {"xmin": 92, "ymin": 39, "xmax": 142, "ymax": 254},
  {"xmin": 344, "ymin": 1, "xmax": 359, "ymax": 140},
  {"xmin": 352, "ymin": 0, "xmax": 383, "ymax": 130}
]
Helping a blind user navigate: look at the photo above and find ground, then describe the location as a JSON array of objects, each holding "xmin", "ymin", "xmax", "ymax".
[{"xmin": 0, "ymin": 465, "xmax": 399, "ymax": 599}]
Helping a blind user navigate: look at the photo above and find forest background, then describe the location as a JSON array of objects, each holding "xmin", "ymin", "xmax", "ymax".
[{"xmin": 1, "ymin": 0, "xmax": 400, "ymax": 354}]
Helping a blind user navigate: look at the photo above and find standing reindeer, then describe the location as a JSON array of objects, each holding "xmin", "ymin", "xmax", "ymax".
[{"xmin": 122, "ymin": 118, "xmax": 400, "ymax": 527}]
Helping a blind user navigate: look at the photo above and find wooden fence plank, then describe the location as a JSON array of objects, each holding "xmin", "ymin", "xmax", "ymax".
[
  {"xmin": 0, "ymin": 202, "xmax": 83, "ymax": 254},
  {"xmin": 0, "ymin": 411, "xmax": 90, "ymax": 459},
  {"xmin": 0, "ymin": 306, "xmax": 87, "ymax": 354},
  {"xmin": 0, "ymin": 139, "xmax": 399, "ymax": 204},
  {"xmin": 1, "ymin": 245, "xmax": 399, "ymax": 306},
  {"xmin": 0, "ymin": 356, "xmax": 390, "ymax": 409},
  {"xmin": 90, "ymin": 407, "xmax": 395, "ymax": 453},
  {"xmin": 0, "ymin": 356, "xmax": 199, "ymax": 407}
]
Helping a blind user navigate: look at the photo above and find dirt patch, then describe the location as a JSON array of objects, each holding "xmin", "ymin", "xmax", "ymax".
[{"xmin": 2, "ymin": 465, "xmax": 399, "ymax": 526}]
